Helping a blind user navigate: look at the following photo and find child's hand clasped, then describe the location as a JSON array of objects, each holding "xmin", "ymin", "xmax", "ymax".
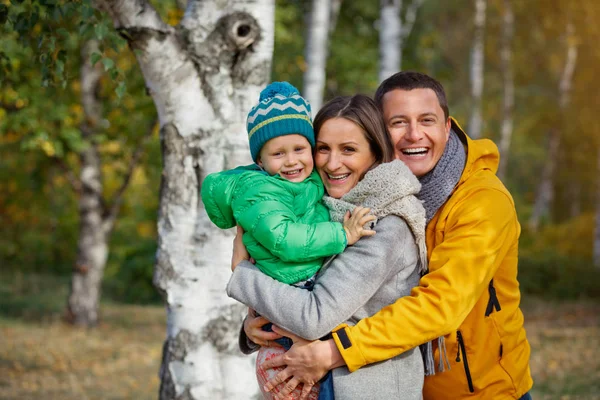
[{"xmin": 343, "ymin": 206, "xmax": 376, "ymax": 245}]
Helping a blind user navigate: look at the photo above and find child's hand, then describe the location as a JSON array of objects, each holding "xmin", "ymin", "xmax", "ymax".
[
  {"xmin": 343, "ymin": 206, "xmax": 376, "ymax": 245},
  {"xmin": 231, "ymin": 225, "xmax": 251, "ymax": 271}
]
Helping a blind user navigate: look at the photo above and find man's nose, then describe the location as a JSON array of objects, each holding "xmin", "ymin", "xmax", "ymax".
[{"xmin": 404, "ymin": 121, "xmax": 423, "ymax": 142}]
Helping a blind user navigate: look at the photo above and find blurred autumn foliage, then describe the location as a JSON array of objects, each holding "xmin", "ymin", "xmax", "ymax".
[{"xmin": 1, "ymin": 1, "xmax": 599, "ymax": 301}]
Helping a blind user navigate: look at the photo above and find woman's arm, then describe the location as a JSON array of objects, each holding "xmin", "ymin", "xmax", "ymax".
[{"xmin": 227, "ymin": 216, "xmax": 414, "ymax": 340}]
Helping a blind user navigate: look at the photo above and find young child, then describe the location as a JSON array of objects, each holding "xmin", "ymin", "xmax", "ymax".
[{"xmin": 201, "ymin": 81, "xmax": 374, "ymax": 287}]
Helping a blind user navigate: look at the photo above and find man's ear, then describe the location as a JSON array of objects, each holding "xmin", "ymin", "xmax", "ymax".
[{"xmin": 445, "ymin": 117, "xmax": 451, "ymax": 140}]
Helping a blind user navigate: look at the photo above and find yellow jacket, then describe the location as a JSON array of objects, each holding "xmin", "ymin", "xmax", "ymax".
[{"xmin": 332, "ymin": 120, "xmax": 533, "ymax": 399}]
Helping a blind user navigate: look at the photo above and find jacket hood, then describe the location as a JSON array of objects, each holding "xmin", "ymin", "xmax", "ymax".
[{"xmin": 451, "ymin": 118, "xmax": 500, "ymax": 185}]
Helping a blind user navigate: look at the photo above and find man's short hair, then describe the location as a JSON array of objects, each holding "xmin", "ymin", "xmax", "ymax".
[{"xmin": 374, "ymin": 71, "xmax": 450, "ymax": 120}]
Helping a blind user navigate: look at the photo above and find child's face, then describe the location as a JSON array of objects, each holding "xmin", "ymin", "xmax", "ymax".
[{"xmin": 257, "ymin": 134, "xmax": 314, "ymax": 182}]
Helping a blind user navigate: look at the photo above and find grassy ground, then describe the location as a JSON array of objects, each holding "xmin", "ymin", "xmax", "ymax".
[{"xmin": 0, "ymin": 273, "xmax": 598, "ymax": 399}]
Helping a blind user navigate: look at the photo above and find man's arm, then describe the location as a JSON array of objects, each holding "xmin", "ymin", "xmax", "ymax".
[
  {"xmin": 227, "ymin": 216, "xmax": 412, "ymax": 340},
  {"xmin": 334, "ymin": 188, "xmax": 519, "ymax": 371}
]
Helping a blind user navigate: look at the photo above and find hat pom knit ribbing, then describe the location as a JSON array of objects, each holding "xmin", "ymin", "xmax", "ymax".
[{"xmin": 259, "ymin": 82, "xmax": 299, "ymax": 102}]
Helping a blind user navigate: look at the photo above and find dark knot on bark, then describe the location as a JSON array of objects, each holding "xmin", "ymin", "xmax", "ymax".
[{"xmin": 220, "ymin": 12, "xmax": 260, "ymax": 51}]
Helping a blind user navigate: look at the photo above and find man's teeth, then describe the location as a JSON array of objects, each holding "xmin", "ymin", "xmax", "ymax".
[
  {"xmin": 402, "ymin": 147, "xmax": 428, "ymax": 155},
  {"xmin": 328, "ymin": 173, "xmax": 350, "ymax": 180}
]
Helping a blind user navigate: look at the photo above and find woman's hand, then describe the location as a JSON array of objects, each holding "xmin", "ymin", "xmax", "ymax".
[
  {"xmin": 244, "ymin": 308, "xmax": 283, "ymax": 347},
  {"xmin": 231, "ymin": 225, "xmax": 250, "ymax": 271},
  {"xmin": 343, "ymin": 206, "xmax": 376, "ymax": 245},
  {"xmin": 262, "ymin": 326, "xmax": 345, "ymax": 400}
]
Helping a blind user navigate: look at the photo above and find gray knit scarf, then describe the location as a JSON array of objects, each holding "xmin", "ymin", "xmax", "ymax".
[
  {"xmin": 417, "ymin": 128, "xmax": 467, "ymax": 376},
  {"xmin": 323, "ymin": 160, "xmax": 428, "ymax": 275}
]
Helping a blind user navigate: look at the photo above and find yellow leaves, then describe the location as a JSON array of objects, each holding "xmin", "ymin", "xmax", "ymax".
[
  {"xmin": 136, "ymin": 221, "xmax": 155, "ymax": 238},
  {"xmin": 167, "ymin": 9, "xmax": 184, "ymax": 26},
  {"xmin": 40, "ymin": 139, "xmax": 56, "ymax": 157},
  {"xmin": 100, "ymin": 140, "xmax": 122, "ymax": 155}
]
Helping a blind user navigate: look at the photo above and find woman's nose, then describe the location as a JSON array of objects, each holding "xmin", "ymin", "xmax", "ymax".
[{"xmin": 325, "ymin": 153, "xmax": 342, "ymax": 170}]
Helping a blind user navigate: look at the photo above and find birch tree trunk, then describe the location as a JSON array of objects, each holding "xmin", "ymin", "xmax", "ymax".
[
  {"xmin": 379, "ymin": 0, "xmax": 401, "ymax": 83},
  {"xmin": 497, "ymin": 0, "xmax": 514, "ymax": 181},
  {"xmin": 468, "ymin": 0, "xmax": 486, "ymax": 139},
  {"xmin": 66, "ymin": 39, "xmax": 154, "ymax": 327},
  {"xmin": 93, "ymin": 0, "xmax": 274, "ymax": 397},
  {"xmin": 303, "ymin": 0, "xmax": 331, "ymax": 113},
  {"xmin": 67, "ymin": 40, "xmax": 111, "ymax": 327},
  {"xmin": 529, "ymin": 22, "xmax": 577, "ymax": 231},
  {"xmin": 378, "ymin": 0, "xmax": 423, "ymax": 83},
  {"xmin": 595, "ymin": 150, "xmax": 600, "ymax": 268}
]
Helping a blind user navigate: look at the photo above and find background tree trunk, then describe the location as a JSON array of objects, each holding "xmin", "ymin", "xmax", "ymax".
[
  {"xmin": 529, "ymin": 21, "xmax": 577, "ymax": 231},
  {"xmin": 378, "ymin": 0, "xmax": 422, "ymax": 83},
  {"xmin": 66, "ymin": 39, "xmax": 152, "ymax": 327},
  {"xmin": 379, "ymin": 0, "xmax": 401, "ymax": 83},
  {"xmin": 497, "ymin": 0, "xmax": 514, "ymax": 181},
  {"xmin": 303, "ymin": 0, "xmax": 331, "ymax": 113},
  {"xmin": 468, "ymin": 0, "xmax": 486, "ymax": 139},
  {"xmin": 66, "ymin": 40, "xmax": 112, "ymax": 327},
  {"xmin": 93, "ymin": 0, "xmax": 274, "ymax": 397},
  {"xmin": 595, "ymin": 150, "xmax": 600, "ymax": 268}
]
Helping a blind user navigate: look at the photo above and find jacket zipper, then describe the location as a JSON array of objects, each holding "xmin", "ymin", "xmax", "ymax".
[{"xmin": 456, "ymin": 330, "xmax": 475, "ymax": 393}]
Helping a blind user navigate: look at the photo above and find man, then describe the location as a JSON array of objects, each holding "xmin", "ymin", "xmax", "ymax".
[{"xmin": 239, "ymin": 71, "xmax": 533, "ymax": 400}]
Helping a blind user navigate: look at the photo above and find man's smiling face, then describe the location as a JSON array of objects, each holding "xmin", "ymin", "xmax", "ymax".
[{"xmin": 382, "ymin": 88, "xmax": 451, "ymax": 177}]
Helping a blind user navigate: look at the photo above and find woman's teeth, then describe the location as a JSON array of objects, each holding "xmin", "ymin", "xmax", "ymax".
[{"xmin": 328, "ymin": 173, "xmax": 350, "ymax": 181}]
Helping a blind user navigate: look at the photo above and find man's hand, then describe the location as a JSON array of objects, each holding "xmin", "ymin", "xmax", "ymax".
[
  {"xmin": 262, "ymin": 326, "xmax": 345, "ymax": 400},
  {"xmin": 231, "ymin": 225, "xmax": 250, "ymax": 271},
  {"xmin": 244, "ymin": 308, "xmax": 283, "ymax": 347}
]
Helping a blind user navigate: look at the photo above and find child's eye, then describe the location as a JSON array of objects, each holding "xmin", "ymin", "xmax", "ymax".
[
  {"xmin": 272, "ymin": 151, "xmax": 284, "ymax": 157},
  {"xmin": 294, "ymin": 146, "xmax": 307, "ymax": 152}
]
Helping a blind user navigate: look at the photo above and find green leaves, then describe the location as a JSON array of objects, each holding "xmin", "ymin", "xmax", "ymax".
[{"xmin": 0, "ymin": 5, "xmax": 9, "ymax": 25}]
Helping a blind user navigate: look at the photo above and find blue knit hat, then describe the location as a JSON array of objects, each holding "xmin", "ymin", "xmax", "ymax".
[{"xmin": 247, "ymin": 82, "xmax": 314, "ymax": 162}]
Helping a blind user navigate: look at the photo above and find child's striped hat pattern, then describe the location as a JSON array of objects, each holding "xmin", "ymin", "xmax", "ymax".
[{"xmin": 247, "ymin": 82, "xmax": 314, "ymax": 162}]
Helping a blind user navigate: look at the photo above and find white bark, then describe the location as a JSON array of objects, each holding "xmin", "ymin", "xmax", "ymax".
[
  {"xmin": 303, "ymin": 0, "xmax": 331, "ymax": 113},
  {"xmin": 378, "ymin": 0, "xmax": 423, "ymax": 83},
  {"xmin": 497, "ymin": 0, "xmax": 513, "ymax": 181},
  {"xmin": 595, "ymin": 151, "xmax": 600, "ymax": 268},
  {"xmin": 95, "ymin": 0, "xmax": 274, "ymax": 398},
  {"xmin": 67, "ymin": 39, "xmax": 153, "ymax": 327},
  {"xmin": 379, "ymin": 0, "xmax": 401, "ymax": 83},
  {"xmin": 67, "ymin": 40, "xmax": 112, "ymax": 327},
  {"xmin": 468, "ymin": 0, "xmax": 486, "ymax": 139},
  {"xmin": 529, "ymin": 22, "xmax": 577, "ymax": 232}
]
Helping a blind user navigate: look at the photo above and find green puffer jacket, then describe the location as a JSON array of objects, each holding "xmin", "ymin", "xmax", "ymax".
[{"xmin": 201, "ymin": 165, "xmax": 347, "ymax": 284}]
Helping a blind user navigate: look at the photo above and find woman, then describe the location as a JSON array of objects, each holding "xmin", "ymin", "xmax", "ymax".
[{"xmin": 227, "ymin": 95, "xmax": 428, "ymax": 399}]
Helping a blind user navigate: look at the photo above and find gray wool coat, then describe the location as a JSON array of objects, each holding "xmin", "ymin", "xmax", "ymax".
[{"xmin": 227, "ymin": 215, "xmax": 425, "ymax": 399}]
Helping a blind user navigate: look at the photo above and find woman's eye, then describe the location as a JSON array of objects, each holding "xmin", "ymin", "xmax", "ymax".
[
  {"xmin": 343, "ymin": 147, "xmax": 356, "ymax": 153},
  {"xmin": 316, "ymin": 146, "xmax": 329, "ymax": 153}
]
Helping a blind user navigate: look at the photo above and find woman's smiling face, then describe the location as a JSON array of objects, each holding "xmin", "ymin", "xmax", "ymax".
[{"xmin": 315, "ymin": 118, "xmax": 376, "ymax": 199}]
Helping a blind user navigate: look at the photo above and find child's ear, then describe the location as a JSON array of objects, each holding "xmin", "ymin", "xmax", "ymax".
[{"xmin": 256, "ymin": 157, "xmax": 263, "ymax": 167}]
